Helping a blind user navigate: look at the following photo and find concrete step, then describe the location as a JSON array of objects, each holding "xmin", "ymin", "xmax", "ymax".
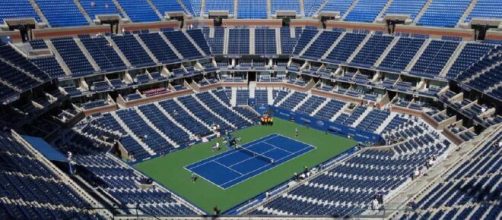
[
  {"xmin": 342, "ymin": 0, "xmax": 360, "ymax": 20},
  {"xmin": 73, "ymin": 0, "xmax": 93, "ymax": 24},
  {"xmin": 73, "ymin": 38, "xmax": 100, "ymax": 72},
  {"xmin": 110, "ymin": 112, "xmax": 156, "ymax": 155},
  {"xmin": 231, "ymin": 87, "xmax": 237, "ymax": 107},
  {"xmin": 275, "ymin": 90, "xmax": 295, "ymax": 107},
  {"xmin": 321, "ymin": 32, "xmax": 346, "ymax": 60},
  {"xmin": 210, "ymin": 90, "xmax": 253, "ymax": 124},
  {"xmin": 376, "ymin": 112, "xmax": 398, "ymax": 134},
  {"xmin": 135, "ymin": 107, "xmax": 179, "ymax": 148},
  {"xmin": 310, "ymin": 99, "xmax": 330, "ymax": 116},
  {"xmin": 105, "ymin": 36, "xmax": 132, "ymax": 67},
  {"xmin": 159, "ymin": 32, "xmax": 184, "ymax": 59},
  {"xmin": 133, "ymin": 34, "xmax": 159, "ymax": 64},
  {"xmin": 192, "ymin": 94, "xmax": 236, "ymax": 129},
  {"xmin": 173, "ymin": 98, "xmax": 213, "ymax": 130},
  {"xmin": 375, "ymin": 36, "xmax": 400, "ymax": 67},
  {"xmin": 267, "ymin": 88, "xmax": 274, "ymax": 105},
  {"xmin": 183, "ymin": 30, "xmax": 207, "ymax": 56},
  {"xmin": 440, "ymin": 42, "xmax": 466, "ymax": 77},
  {"xmin": 414, "ymin": 0, "xmax": 434, "ymax": 23},
  {"xmin": 346, "ymin": 33, "xmax": 372, "ymax": 63},
  {"xmin": 351, "ymin": 107, "xmax": 374, "ymax": 127},
  {"xmin": 153, "ymin": 102, "xmax": 195, "ymax": 137},
  {"xmin": 44, "ymin": 40, "xmax": 72, "ymax": 76},
  {"xmin": 330, "ymin": 103, "xmax": 350, "ymax": 122},
  {"xmin": 292, "ymin": 94, "xmax": 312, "ymax": 112},
  {"xmin": 405, "ymin": 38, "xmax": 431, "ymax": 72}
]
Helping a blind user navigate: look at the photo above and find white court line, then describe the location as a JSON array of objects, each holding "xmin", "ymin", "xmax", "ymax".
[
  {"xmin": 215, "ymin": 160, "xmax": 243, "ymax": 175},
  {"xmin": 182, "ymin": 166, "xmax": 226, "ymax": 190},
  {"xmin": 229, "ymin": 147, "xmax": 277, "ymax": 169},
  {"xmin": 189, "ymin": 134, "xmax": 279, "ymax": 170},
  {"xmin": 186, "ymin": 134, "xmax": 278, "ymax": 170},
  {"xmin": 220, "ymin": 135, "xmax": 314, "ymax": 187},
  {"xmin": 187, "ymin": 133, "xmax": 316, "ymax": 189},
  {"xmin": 219, "ymin": 140, "xmax": 315, "ymax": 188}
]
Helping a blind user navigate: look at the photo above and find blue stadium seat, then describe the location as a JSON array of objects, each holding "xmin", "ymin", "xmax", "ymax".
[
  {"xmin": 111, "ymin": 34, "xmax": 156, "ymax": 68},
  {"xmin": 384, "ymin": 0, "xmax": 427, "ymax": 19},
  {"xmin": 80, "ymin": 0, "xmax": 122, "ymax": 19},
  {"xmin": 238, "ymin": 0, "xmax": 267, "ymax": 19},
  {"xmin": 465, "ymin": 0, "xmax": 502, "ymax": 22},
  {"xmin": 418, "ymin": 0, "xmax": 470, "ymax": 27},
  {"xmin": 138, "ymin": 33, "xmax": 179, "ymax": 64},
  {"xmin": 117, "ymin": 0, "xmax": 160, "ymax": 22},
  {"xmin": 51, "ymin": 38, "xmax": 95, "ymax": 76},
  {"xmin": 36, "ymin": 0, "xmax": 88, "ymax": 27},
  {"xmin": 0, "ymin": 1, "xmax": 40, "ymax": 23},
  {"xmin": 80, "ymin": 36, "xmax": 127, "ymax": 72},
  {"xmin": 271, "ymin": 0, "xmax": 300, "ymax": 14},
  {"xmin": 228, "ymin": 29, "xmax": 250, "ymax": 55},
  {"xmin": 255, "ymin": 28, "xmax": 277, "ymax": 55},
  {"xmin": 344, "ymin": 0, "xmax": 388, "ymax": 22}
]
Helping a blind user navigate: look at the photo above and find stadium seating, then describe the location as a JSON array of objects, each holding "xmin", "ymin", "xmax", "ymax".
[
  {"xmin": 186, "ymin": 29, "xmax": 212, "ymax": 55},
  {"xmin": 410, "ymin": 40, "xmax": 459, "ymax": 78},
  {"xmin": 383, "ymin": 0, "xmax": 427, "ymax": 19},
  {"xmin": 138, "ymin": 33, "xmax": 179, "ymax": 64},
  {"xmin": 378, "ymin": 37, "xmax": 425, "ymax": 71},
  {"xmin": 1, "ymin": 2, "xmax": 502, "ymax": 218},
  {"xmin": 304, "ymin": 0, "xmax": 324, "ymax": 17},
  {"xmin": 271, "ymin": 0, "xmax": 300, "ymax": 14},
  {"xmin": 295, "ymin": 96, "xmax": 326, "ymax": 115},
  {"xmin": 324, "ymin": 32, "xmax": 366, "ymax": 63},
  {"xmin": 446, "ymin": 43, "xmax": 495, "ymax": 80},
  {"xmin": 80, "ymin": 0, "xmax": 122, "ymax": 19},
  {"xmin": 252, "ymin": 121, "xmax": 450, "ymax": 216},
  {"xmin": 228, "ymin": 29, "xmax": 250, "ymax": 55},
  {"xmin": 320, "ymin": 0, "xmax": 354, "ymax": 16},
  {"xmin": 117, "ymin": 0, "xmax": 160, "ymax": 22},
  {"xmin": 344, "ymin": 0, "xmax": 388, "ymax": 22},
  {"xmin": 280, "ymin": 27, "xmax": 300, "ymax": 54},
  {"xmin": 293, "ymin": 29, "xmax": 319, "ymax": 55},
  {"xmin": 80, "ymin": 36, "xmax": 127, "ymax": 72},
  {"xmin": 204, "ymin": 27, "xmax": 225, "ymax": 54},
  {"xmin": 236, "ymin": 89, "xmax": 250, "ymax": 105},
  {"xmin": 400, "ymin": 134, "xmax": 501, "ymax": 219},
  {"xmin": 238, "ymin": 0, "xmax": 267, "ymax": 19},
  {"xmin": 418, "ymin": 0, "xmax": 471, "ymax": 27},
  {"xmin": 0, "ymin": 131, "xmax": 104, "ymax": 219},
  {"xmin": 50, "ymin": 38, "xmax": 93, "ymax": 77},
  {"xmin": 465, "ymin": 0, "xmax": 502, "ymax": 22},
  {"xmin": 0, "ymin": 1, "xmax": 40, "ymax": 23},
  {"xmin": 150, "ymin": 0, "xmax": 184, "ymax": 14},
  {"xmin": 350, "ymin": 35, "xmax": 394, "ymax": 67},
  {"xmin": 205, "ymin": 0, "xmax": 234, "ymax": 15},
  {"xmin": 111, "ymin": 34, "xmax": 155, "ymax": 68},
  {"xmin": 301, "ymin": 31, "xmax": 342, "ymax": 59},
  {"xmin": 163, "ymin": 31, "xmax": 203, "ymax": 59},
  {"xmin": 255, "ymin": 28, "xmax": 277, "ymax": 55},
  {"xmin": 36, "ymin": 0, "xmax": 88, "ymax": 27},
  {"xmin": 30, "ymin": 57, "xmax": 65, "ymax": 79}
]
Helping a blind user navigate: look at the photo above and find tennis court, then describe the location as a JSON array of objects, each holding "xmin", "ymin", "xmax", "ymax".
[{"xmin": 186, "ymin": 134, "xmax": 314, "ymax": 189}]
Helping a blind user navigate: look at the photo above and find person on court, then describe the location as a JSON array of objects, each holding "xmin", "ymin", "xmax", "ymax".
[
  {"xmin": 295, "ymin": 127, "xmax": 299, "ymax": 137},
  {"xmin": 212, "ymin": 141, "xmax": 221, "ymax": 151}
]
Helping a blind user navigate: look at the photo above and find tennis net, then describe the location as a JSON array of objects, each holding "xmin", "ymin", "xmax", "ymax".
[{"xmin": 237, "ymin": 147, "xmax": 275, "ymax": 164}]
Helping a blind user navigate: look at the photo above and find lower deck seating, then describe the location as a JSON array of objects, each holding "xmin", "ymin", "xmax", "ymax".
[
  {"xmin": 400, "ymin": 133, "xmax": 502, "ymax": 220},
  {"xmin": 252, "ymin": 121, "xmax": 450, "ymax": 216},
  {"xmin": 0, "ymin": 132, "xmax": 103, "ymax": 219}
]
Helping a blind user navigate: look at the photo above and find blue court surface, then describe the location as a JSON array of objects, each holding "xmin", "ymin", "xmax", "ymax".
[{"xmin": 186, "ymin": 134, "xmax": 314, "ymax": 189}]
